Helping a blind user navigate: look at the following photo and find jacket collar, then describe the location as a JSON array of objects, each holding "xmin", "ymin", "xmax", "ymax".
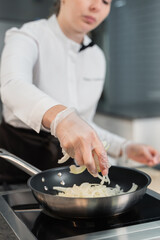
[{"xmin": 48, "ymin": 15, "xmax": 93, "ymax": 53}]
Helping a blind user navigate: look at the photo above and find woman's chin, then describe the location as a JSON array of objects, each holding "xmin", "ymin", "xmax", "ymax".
[{"xmin": 77, "ymin": 25, "xmax": 95, "ymax": 35}]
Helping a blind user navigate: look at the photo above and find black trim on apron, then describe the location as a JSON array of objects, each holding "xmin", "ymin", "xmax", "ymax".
[{"xmin": 0, "ymin": 120, "xmax": 74, "ymax": 183}]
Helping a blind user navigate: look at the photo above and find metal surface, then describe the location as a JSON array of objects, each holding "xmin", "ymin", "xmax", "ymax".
[
  {"xmin": 0, "ymin": 189, "xmax": 160, "ymax": 240},
  {"xmin": 0, "ymin": 191, "xmax": 37, "ymax": 240},
  {"xmin": 0, "ymin": 149, "xmax": 41, "ymax": 176},
  {"xmin": 60, "ymin": 189, "xmax": 160, "ymax": 240},
  {"xmin": 60, "ymin": 220, "xmax": 160, "ymax": 240},
  {"xmin": 0, "ymin": 148, "xmax": 151, "ymax": 219}
]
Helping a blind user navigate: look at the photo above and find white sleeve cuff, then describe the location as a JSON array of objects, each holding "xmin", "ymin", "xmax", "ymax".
[{"xmin": 29, "ymin": 97, "xmax": 60, "ymax": 133}]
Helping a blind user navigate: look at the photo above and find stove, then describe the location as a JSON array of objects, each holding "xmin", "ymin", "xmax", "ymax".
[{"xmin": 0, "ymin": 188, "xmax": 160, "ymax": 240}]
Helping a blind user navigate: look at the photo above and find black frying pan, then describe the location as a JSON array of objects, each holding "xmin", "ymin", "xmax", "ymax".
[{"xmin": 0, "ymin": 148, "xmax": 151, "ymax": 219}]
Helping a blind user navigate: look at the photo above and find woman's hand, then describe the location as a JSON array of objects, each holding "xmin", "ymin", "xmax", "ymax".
[
  {"xmin": 50, "ymin": 108, "xmax": 109, "ymax": 176},
  {"xmin": 125, "ymin": 143, "xmax": 160, "ymax": 166}
]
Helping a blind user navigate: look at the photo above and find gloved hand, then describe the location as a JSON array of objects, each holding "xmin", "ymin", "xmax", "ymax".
[
  {"xmin": 123, "ymin": 141, "xmax": 160, "ymax": 166},
  {"xmin": 50, "ymin": 108, "xmax": 109, "ymax": 176}
]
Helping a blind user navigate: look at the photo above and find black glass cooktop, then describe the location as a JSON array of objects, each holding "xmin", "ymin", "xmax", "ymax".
[{"xmin": 2, "ymin": 190, "xmax": 160, "ymax": 240}]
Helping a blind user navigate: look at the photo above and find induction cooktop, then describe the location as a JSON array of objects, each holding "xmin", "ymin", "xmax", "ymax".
[{"xmin": 0, "ymin": 188, "xmax": 160, "ymax": 239}]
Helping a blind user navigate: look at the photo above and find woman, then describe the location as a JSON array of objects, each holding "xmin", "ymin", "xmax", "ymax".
[{"xmin": 0, "ymin": 0, "xmax": 159, "ymax": 182}]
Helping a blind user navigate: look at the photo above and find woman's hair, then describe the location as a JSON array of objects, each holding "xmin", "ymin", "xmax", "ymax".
[{"xmin": 49, "ymin": 0, "xmax": 61, "ymax": 16}]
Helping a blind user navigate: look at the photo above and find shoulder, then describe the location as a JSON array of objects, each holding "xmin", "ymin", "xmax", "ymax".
[
  {"xmin": 21, "ymin": 19, "xmax": 48, "ymax": 34},
  {"xmin": 5, "ymin": 18, "xmax": 48, "ymax": 44}
]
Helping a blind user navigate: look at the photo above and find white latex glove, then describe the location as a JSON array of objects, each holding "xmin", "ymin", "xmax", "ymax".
[
  {"xmin": 123, "ymin": 141, "xmax": 160, "ymax": 166},
  {"xmin": 50, "ymin": 108, "xmax": 109, "ymax": 176}
]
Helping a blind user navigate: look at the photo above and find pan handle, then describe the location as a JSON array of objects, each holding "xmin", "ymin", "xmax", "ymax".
[{"xmin": 0, "ymin": 148, "xmax": 41, "ymax": 176}]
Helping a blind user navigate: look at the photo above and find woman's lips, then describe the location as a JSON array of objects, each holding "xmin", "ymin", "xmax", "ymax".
[{"xmin": 83, "ymin": 15, "xmax": 96, "ymax": 24}]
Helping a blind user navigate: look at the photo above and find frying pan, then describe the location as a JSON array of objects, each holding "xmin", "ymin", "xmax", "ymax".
[{"xmin": 0, "ymin": 148, "xmax": 151, "ymax": 219}]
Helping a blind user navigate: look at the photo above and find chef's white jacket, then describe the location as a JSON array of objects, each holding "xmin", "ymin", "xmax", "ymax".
[{"xmin": 0, "ymin": 14, "xmax": 125, "ymax": 158}]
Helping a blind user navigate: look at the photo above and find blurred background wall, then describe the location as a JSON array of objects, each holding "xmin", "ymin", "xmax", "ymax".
[
  {"xmin": 95, "ymin": 0, "xmax": 160, "ymax": 117},
  {"xmin": 93, "ymin": 0, "xmax": 160, "ymax": 154}
]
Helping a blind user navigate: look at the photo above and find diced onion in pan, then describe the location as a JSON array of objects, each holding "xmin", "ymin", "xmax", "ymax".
[
  {"xmin": 53, "ymin": 182, "xmax": 138, "ymax": 198},
  {"xmin": 56, "ymin": 142, "xmax": 138, "ymax": 198},
  {"xmin": 97, "ymin": 174, "xmax": 110, "ymax": 185}
]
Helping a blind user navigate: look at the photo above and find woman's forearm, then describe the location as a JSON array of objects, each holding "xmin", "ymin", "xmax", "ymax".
[{"xmin": 42, "ymin": 104, "xmax": 67, "ymax": 129}]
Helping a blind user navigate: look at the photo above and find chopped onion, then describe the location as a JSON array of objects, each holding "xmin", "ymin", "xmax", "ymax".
[
  {"xmin": 97, "ymin": 174, "xmax": 110, "ymax": 185},
  {"xmin": 58, "ymin": 152, "xmax": 70, "ymax": 164},
  {"xmin": 53, "ymin": 182, "xmax": 138, "ymax": 198},
  {"xmin": 56, "ymin": 143, "xmax": 138, "ymax": 198},
  {"xmin": 70, "ymin": 165, "xmax": 87, "ymax": 174}
]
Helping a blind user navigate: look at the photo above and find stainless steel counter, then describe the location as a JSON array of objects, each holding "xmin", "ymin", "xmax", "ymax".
[
  {"xmin": 62, "ymin": 220, "xmax": 160, "ymax": 240},
  {"xmin": 0, "ymin": 214, "xmax": 18, "ymax": 240}
]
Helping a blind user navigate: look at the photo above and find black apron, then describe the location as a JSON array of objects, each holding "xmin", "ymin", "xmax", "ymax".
[{"xmin": 0, "ymin": 120, "xmax": 74, "ymax": 183}]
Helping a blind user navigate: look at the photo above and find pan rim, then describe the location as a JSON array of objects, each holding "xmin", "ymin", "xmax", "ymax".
[{"xmin": 27, "ymin": 165, "xmax": 151, "ymax": 200}]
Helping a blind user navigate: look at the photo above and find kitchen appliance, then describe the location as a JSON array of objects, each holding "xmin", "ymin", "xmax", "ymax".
[
  {"xmin": 0, "ymin": 188, "xmax": 160, "ymax": 239},
  {"xmin": 0, "ymin": 149, "xmax": 151, "ymax": 218},
  {"xmin": 0, "ymin": 150, "xmax": 160, "ymax": 239}
]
